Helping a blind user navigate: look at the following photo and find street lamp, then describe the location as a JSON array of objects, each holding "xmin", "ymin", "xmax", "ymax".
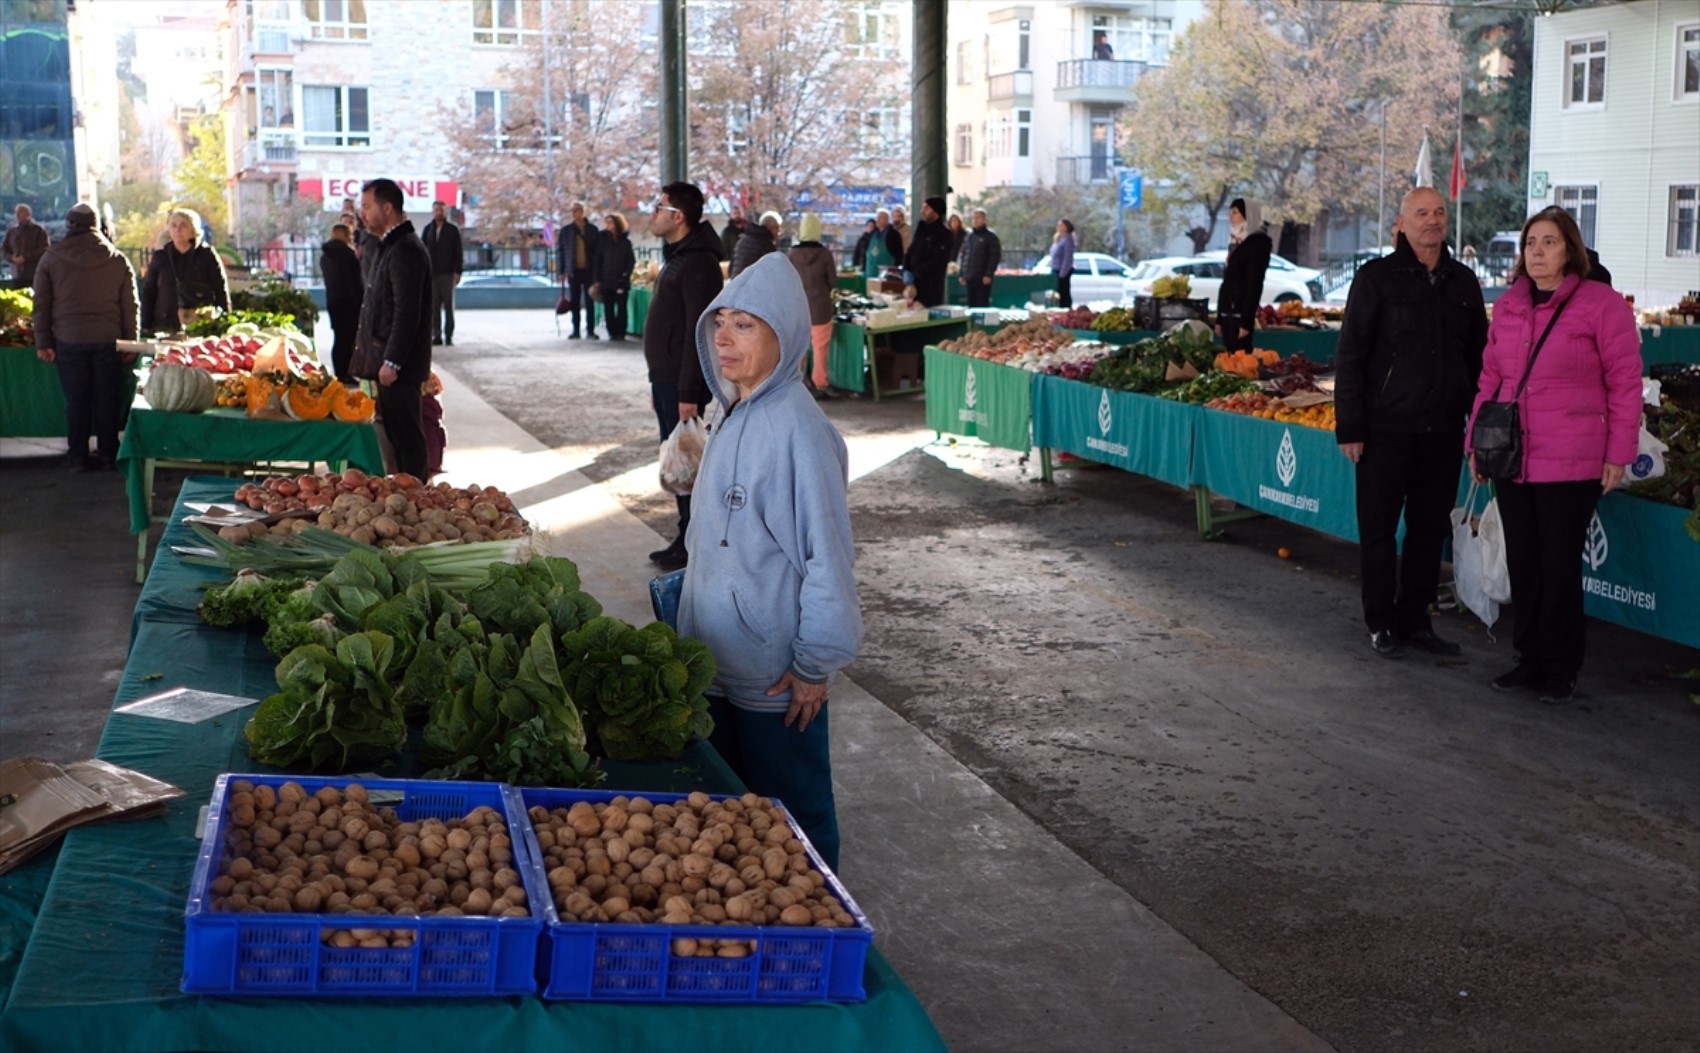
[{"xmin": 1377, "ymin": 98, "xmax": 1389, "ymax": 253}]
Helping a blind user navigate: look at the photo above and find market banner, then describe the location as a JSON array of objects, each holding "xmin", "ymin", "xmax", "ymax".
[
  {"xmin": 923, "ymin": 349, "xmax": 1032, "ymax": 452},
  {"xmin": 1580, "ymin": 493, "xmax": 1700, "ymax": 648},
  {"xmin": 829, "ymin": 322, "xmax": 868, "ymax": 393},
  {"xmin": 1031, "ymin": 375, "xmax": 1199, "ymax": 488},
  {"xmin": 1194, "ymin": 408, "xmax": 1360, "ymax": 541}
]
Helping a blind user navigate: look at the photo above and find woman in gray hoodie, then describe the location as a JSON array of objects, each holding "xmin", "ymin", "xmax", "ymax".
[{"xmin": 677, "ymin": 253, "xmax": 864, "ymax": 870}]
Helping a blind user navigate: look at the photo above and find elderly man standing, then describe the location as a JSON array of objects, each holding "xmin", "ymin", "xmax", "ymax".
[
  {"xmin": 4, "ymin": 204, "xmax": 50, "ymax": 289},
  {"xmin": 958, "ymin": 208, "xmax": 1002, "ymax": 308},
  {"xmin": 555, "ymin": 200, "xmax": 602, "ymax": 340},
  {"xmin": 1335, "ymin": 187, "xmax": 1486, "ymax": 659},
  {"xmin": 33, "ymin": 203, "xmax": 137, "ymax": 470},
  {"xmin": 862, "ymin": 208, "xmax": 903, "ymax": 280}
]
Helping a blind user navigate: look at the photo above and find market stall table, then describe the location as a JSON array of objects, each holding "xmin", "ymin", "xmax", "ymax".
[
  {"xmin": 922, "ymin": 347, "xmax": 1034, "ymax": 452},
  {"xmin": 626, "ymin": 287, "xmax": 651, "ymax": 337},
  {"xmin": 1639, "ymin": 325, "xmax": 1700, "ymax": 367},
  {"xmin": 0, "ymin": 346, "xmax": 141, "ymax": 439},
  {"xmin": 1030, "ymin": 375, "xmax": 1202, "ymax": 489},
  {"xmin": 828, "ymin": 318, "xmax": 968, "ymax": 400}
]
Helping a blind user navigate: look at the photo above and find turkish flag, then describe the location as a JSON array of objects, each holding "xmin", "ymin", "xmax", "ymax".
[{"xmin": 1449, "ymin": 132, "xmax": 1466, "ymax": 201}]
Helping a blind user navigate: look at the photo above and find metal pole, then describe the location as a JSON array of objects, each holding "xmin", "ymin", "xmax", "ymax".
[
  {"xmin": 659, "ymin": 0, "xmax": 687, "ymax": 184},
  {"xmin": 1377, "ymin": 100, "xmax": 1387, "ymax": 252},
  {"xmin": 1115, "ymin": 169, "xmax": 1125, "ymax": 261},
  {"xmin": 911, "ymin": 1, "xmax": 947, "ymax": 212},
  {"xmin": 1454, "ymin": 76, "xmax": 1465, "ymax": 256},
  {"xmin": 542, "ymin": 8, "xmax": 554, "ymax": 235}
]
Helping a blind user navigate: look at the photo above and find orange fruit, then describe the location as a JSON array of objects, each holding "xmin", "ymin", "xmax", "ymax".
[{"xmin": 1278, "ymin": 547, "xmax": 1292, "ymax": 559}]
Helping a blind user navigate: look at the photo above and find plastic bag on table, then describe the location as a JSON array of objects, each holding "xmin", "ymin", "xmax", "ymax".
[
  {"xmin": 1450, "ymin": 479, "xmax": 1500, "ymax": 628},
  {"xmin": 659, "ymin": 417, "xmax": 707, "ymax": 495}
]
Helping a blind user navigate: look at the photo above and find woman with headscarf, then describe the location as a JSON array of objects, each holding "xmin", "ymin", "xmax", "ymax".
[
  {"xmin": 140, "ymin": 207, "xmax": 230, "ymax": 334},
  {"xmin": 787, "ymin": 213, "xmax": 838, "ymax": 398},
  {"xmin": 1217, "ymin": 197, "xmax": 1272, "ymax": 353}
]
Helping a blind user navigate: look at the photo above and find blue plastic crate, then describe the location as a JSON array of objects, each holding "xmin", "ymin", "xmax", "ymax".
[
  {"xmin": 512, "ymin": 786, "xmax": 875, "ymax": 1003},
  {"xmin": 184, "ymin": 773, "xmax": 546, "ymax": 997}
]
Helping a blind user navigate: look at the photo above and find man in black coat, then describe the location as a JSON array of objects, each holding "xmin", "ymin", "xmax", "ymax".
[
  {"xmin": 554, "ymin": 201, "xmax": 602, "ymax": 340},
  {"xmin": 957, "ymin": 208, "xmax": 1002, "ymax": 308},
  {"xmin": 421, "ymin": 200, "xmax": 463, "ymax": 346},
  {"xmin": 319, "ymin": 222, "xmax": 364, "ymax": 381},
  {"xmin": 1335, "ymin": 187, "xmax": 1487, "ymax": 660},
  {"xmin": 354, "ymin": 178, "xmax": 434, "ymax": 480},
  {"xmin": 642, "ymin": 181, "xmax": 723, "ymax": 570},
  {"xmin": 903, "ymin": 196, "xmax": 954, "ymax": 307}
]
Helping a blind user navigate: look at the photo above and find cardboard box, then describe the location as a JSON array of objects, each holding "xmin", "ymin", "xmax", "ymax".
[{"xmin": 892, "ymin": 351, "xmax": 921, "ymax": 390}]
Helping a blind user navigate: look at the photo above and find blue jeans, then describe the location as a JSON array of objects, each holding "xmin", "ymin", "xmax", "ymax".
[
  {"xmin": 55, "ymin": 341, "xmax": 123, "ymax": 462},
  {"xmin": 707, "ymin": 695, "xmax": 840, "ymax": 872}
]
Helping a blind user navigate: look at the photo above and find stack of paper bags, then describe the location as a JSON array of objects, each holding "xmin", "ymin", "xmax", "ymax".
[{"xmin": 0, "ymin": 757, "xmax": 184, "ymax": 875}]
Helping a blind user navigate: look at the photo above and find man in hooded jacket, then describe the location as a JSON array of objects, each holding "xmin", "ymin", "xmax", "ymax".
[
  {"xmin": 903, "ymin": 196, "xmax": 954, "ymax": 307},
  {"xmin": 677, "ymin": 252, "xmax": 864, "ymax": 870}
]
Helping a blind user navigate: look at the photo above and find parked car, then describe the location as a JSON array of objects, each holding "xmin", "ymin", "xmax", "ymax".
[
  {"xmin": 458, "ymin": 273, "xmax": 555, "ymax": 288},
  {"xmin": 1122, "ymin": 252, "xmax": 1323, "ymax": 309},
  {"xmin": 1481, "ymin": 230, "xmax": 1521, "ymax": 283},
  {"xmin": 1028, "ymin": 252, "xmax": 1135, "ymax": 304}
]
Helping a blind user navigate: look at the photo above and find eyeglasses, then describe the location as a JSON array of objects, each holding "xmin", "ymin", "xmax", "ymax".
[{"xmin": 653, "ymin": 203, "xmax": 682, "ymax": 216}]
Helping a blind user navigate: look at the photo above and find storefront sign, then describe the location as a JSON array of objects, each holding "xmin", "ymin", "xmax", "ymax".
[{"xmin": 299, "ymin": 177, "xmax": 460, "ymax": 212}]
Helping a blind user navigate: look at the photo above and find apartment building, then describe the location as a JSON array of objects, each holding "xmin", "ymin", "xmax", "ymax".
[
  {"xmin": 132, "ymin": 12, "xmax": 225, "ymax": 172},
  {"xmin": 1527, "ymin": 0, "xmax": 1700, "ymax": 305},
  {"xmin": 945, "ymin": 0, "xmax": 1201, "ymax": 199}
]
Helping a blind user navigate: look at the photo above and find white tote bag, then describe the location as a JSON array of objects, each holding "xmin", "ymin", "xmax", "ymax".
[
  {"xmin": 1476, "ymin": 493, "xmax": 1511, "ymax": 604},
  {"xmin": 1450, "ymin": 479, "xmax": 1501, "ymax": 628}
]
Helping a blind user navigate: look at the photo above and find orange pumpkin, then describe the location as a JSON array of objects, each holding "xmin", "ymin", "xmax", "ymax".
[
  {"xmin": 285, "ymin": 384, "xmax": 333, "ymax": 421},
  {"xmin": 245, "ymin": 375, "xmax": 277, "ymax": 413},
  {"xmin": 330, "ymin": 384, "xmax": 376, "ymax": 423}
]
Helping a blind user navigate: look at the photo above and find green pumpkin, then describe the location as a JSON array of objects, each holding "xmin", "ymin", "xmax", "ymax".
[{"xmin": 147, "ymin": 363, "xmax": 217, "ymax": 413}]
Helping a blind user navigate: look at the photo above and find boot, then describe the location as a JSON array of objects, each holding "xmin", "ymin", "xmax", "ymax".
[{"xmin": 648, "ymin": 536, "xmax": 687, "ymax": 569}]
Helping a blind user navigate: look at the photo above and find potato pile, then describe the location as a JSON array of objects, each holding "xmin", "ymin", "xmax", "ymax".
[
  {"xmin": 209, "ymin": 780, "xmax": 531, "ymax": 949},
  {"xmin": 937, "ymin": 318, "xmax": 1075, "ymax": 364},
  {"xmin": 223, "ymin": 469, "xmax": 527, "ymax": 547},
  {"xmin": 529, "ymin": 792, "xmax": 858, "ymax": 958}
]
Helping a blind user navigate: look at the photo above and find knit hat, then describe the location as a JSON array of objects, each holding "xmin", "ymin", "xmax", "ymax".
[
  {"xmin": 924, "ymin": 196, "xmax": 947, "ymax": 217},
  {"xmin": 66, "ymin": 202, "xmax": 98, "ymax": 230},
  {"xmin": 798, "ymin": 213, "xmax": 822, "ymax": 242}
]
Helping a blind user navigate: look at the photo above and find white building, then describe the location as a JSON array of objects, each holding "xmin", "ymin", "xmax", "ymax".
[
  {"xmin": 66, "ymin": 1, "xmax": 123, "ymax": 202},
  {"xmin": 132, "ymin": 12, "xmax": 225, "ymax": 174},
  {"xmin": 1527, "ymin": 0, "xmax": 1700, "ymax": 306},
  {"xmin": 945, "ymin": 1, "xmax": 1201, "ymax": 198}
]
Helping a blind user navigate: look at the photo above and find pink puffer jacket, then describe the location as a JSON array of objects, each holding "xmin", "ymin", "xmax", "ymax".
[{"xmin": 1468, "ymin": 274, "xmax": 1641, "ymax": 483}]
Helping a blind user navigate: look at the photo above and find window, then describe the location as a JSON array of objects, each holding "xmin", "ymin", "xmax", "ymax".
[
  {"xmin": 1565, "ymin": 36, "xmax": 1606, "ymax": 108},
  {"xmin": 250, "ymin": 0, "xmax": 293, "ymax": 52},
  {"xmin": 256, "ymin": 68, "xmax": 293, "ymax": 129},
  {"xmin": 1678, "ymin": 24, "xmax": 1699, "ymax": 102},
  {"xmin": 954, "ymin": 123, "xmax": 973, "ymax": 167},
  {"xmin": 304, "ymin": 0, "xmax": 368, "ymax": 41},
  {"xmin": 1017, "ymin": 19, "xmax": 1030, "ymax": 71},
  {"xmin": 844, "ymin": 1, "xmax": 897, "ymax": 60},
  {"xmin": 726, "ymin": 102, "xmax": 750, "ymax": 157},
  {"xmin": 861, "ymin": 106, "xmax": 902, "ymax": 154},
  {"xmin": 302, "ymin": 85, "xmax": 369, "ymax": 147},
  {"xmin": 1669, "ymin": 185, "xmax": 1699, "ymax": 257},
  {"xmin": 473, "ymin": 0, "xmax": 541, "ymax": 46},
  {"xmin": 1016, "ymin": 108, "xmax": 1030, "ymax": 158},
  {"xmin": 1555, "ymin": 184, "xmax": 1598, "ymax": 245},
  {"xmin": 956, "ymin": 41, "xmax": 971, "ymax": 84},
  {"xmin": 1089, "ymin": 107, "xmax": 1117, "ymax": 180}
]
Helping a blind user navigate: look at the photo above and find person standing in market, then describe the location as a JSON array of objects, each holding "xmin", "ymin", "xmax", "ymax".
[
  {"xmin": 4, "ymin": 203, "xmax": 50, "ymax": 290},
  {"xmin": 787, "ymin": 212, "xmax": 838, "ymax": 398},
  {"xmin": 554, "ymin": 200, "xmax": 602, "ymax": 340},
  {"xmin": 1466, "ymin": 207, "xmax": 1641, "ymax": 704},
  {"xmin": 679, "ymin": 252, "xmax": 864, "ymax": 870},
  {"xmin": 903, "ymin": 196, "xmax": 954, "ymax": 308},
  {"xmin": 1049, "ymin": 219, "xmax": 1077, "ymax": 308},
  {"xmin": 1335, "ymin": 187, "xmax": 1486, "ymax": 660},
  {"xmin": 850, "ymin": 218, "xmax": 876, "ymax": 272},
  {"xmin": 947, "ymin": 212, "xmax": 967, "ymax": 263},
  {"xmin": 891, "ymin": 204, "xmax": 912, "ymax": 255},
  {"xmin": 32, "ymin": 203, "xmax": 137, "ymax": 471},
  {"xmin": 319, "ymin": 221, "xmax": 364, "ymax": 381},
  {"xmin": 1216, "ymin": 198, "xmax": 1273, "ymax": 354},
  {"xmin": 592, "ymin": 212, "xmax": 636, "ymax": 342},
  {"xmin": 644, "ymin": 180, "xmax": 724, "ymax": 571},
  {"xmin": 353, "ymin": 178, "xmax": 433, "ymax": 481},
  {"xmin": 957, "ymin": 208, "xmax": 1002, "ymax": 309},
  {"xmin": 731, "ymin": 210, "xmax": 779, "ymax": 278},
  {"xmin": 422, "ymin": 200, "xmax": 463, "ymax": 347},
  {"xmin": 139, "ymin": 208, "xmax": 230, "ymax": 334},
  {"xmin": 863, "ymin": 208, "xmax": 902, "ymax": 280},
  {"xmin": 720, "ymin": 205, "xmax": 749, "ymax": 263}
]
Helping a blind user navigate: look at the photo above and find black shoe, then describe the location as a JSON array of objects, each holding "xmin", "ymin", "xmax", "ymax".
[
  {"xmin": 1491, "ymin": 665, "xmax": 1543, "ymax": 692},
  {"xmin": 655, "ymin": 548, "xmax": 688, "ymax": 571},
  {"xmin": 587, "ymin": 331, "xmax": 599, "ymax": 340},
  {"xmin": 431, "ymin": 338, "xmax": 442, "ymax": 346},
  {"xmin": 1401, "ymin": 629, "xmax": 1462, "ymax": 656},
  {"xmin": 445, "ymin": 337, "xmax": 453, "ymax": 347},
  {"xmin": 72, "ymin": 455, "xmax": 106, "ymax": 473},
  {"xmin": 1537, "ymin": 676, "xmax": 1576, "ymax": 705},
  {"xmin": 648, "ymin": 537, "xmax": 686, "ymax": 565},
  {"xmin": 1369, "ymin": 630, "xmax": 1405, "ymax": 659},
  {"xmin": 570, "ymin": 330, "xmax": 581, "ymax": 340}
]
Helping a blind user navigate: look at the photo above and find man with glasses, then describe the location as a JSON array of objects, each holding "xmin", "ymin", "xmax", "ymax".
[{"xmin": 643, "ymin": 181, "xmax": 723, "ymax": 571}]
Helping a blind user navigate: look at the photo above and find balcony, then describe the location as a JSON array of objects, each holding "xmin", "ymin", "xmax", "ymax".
[
  {"xmin": 242, "ymin": 135, "xmax": 297, "ymax": 170},
  {"xmin": 986, "ymin": 70, "xmax": 1033, "ymax": 106},
  {"xmin": 1056, "ymin": 155, "xmax": 1121, "ymax": 186},
  {"xmin": 1054, "ymin": 59, "xmax": 1146, "ymax": 104}
]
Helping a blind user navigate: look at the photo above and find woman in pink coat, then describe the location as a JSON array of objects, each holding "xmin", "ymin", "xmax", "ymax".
[{"xmin": 1467, "ymin": 207, "xmax": 1641, "ymax": 704}]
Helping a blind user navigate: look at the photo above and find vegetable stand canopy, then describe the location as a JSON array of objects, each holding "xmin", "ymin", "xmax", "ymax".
[{"xmin": 0, "ymin": 477, "xmax": 946, "ymax": 1053}]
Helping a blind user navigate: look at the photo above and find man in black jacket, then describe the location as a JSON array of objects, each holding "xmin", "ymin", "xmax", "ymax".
[
  {"xmin": 1335, "ymin": 187, "xmax": 1487, "ymax": 659},
  {"xmin": 957, "ymin": 208, "xmax": 1002, "ymax": 308},
  {"xmin": 422, "ymin": 200, "xmax": 463, "ymax": 346},
  {"xmin": 554, "ymin": 201, "xmax": 602, "ymax": 340},
  {"xmin": 903, "ymin": 196, "xmax": 954, "ymax": 307},
  {"xmin": 319, "ymin": 222, "xmax": 364, "ymax": 381},
  {"xmin": 643, "ymin": 181, "xmax": 723, "ymax": 570},
  {"xmin": 720, "ymin": 206, "xmax": 748, "ymax": 264},
  {"xmin": 354, "ymin": 178, "xmax": 434, "ymax": 480}
]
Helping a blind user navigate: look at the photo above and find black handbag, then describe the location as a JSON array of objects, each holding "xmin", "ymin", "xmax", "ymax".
[{"xmin": 1470, "ymin": 298, "xmax": 1567, "ymax": 481}]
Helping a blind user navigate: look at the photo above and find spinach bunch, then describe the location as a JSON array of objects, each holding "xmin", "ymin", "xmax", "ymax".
[
  {"xmin": 558, "ymin": 616, "xmax": 716, "ymax": 762},
  {"xmin": 244, "ymin": 631, "xmax": 407, "ymax": 771}
]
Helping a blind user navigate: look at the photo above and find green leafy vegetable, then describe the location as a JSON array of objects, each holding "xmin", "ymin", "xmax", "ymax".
[
  {"xmin": 197, "ymin": 568, "xmax": 303, "ymax": 628},
  {"xmin": 558, "ymin": 616, "xmax": 716, "ymax": 762},
  {"xmin": 244, "ymin": 631, "xmax": 406, "ymax": 771}
]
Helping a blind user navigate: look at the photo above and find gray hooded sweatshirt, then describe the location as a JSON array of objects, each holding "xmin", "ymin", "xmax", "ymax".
[{"xmin": 677, "ymin": 253, "xmax": 864, "ymax": 712}]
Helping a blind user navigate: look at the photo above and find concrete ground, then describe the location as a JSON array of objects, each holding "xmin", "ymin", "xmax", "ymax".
[{"xmin": 3, "ymin": 307, "xmax": 1696, "ymax": 1052}]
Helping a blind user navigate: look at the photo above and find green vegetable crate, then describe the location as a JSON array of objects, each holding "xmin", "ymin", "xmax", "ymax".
[
  {"xmin": 184, "ymin": 774, "xmax": 548, "ymax": 997},
  {"xmin": 515, "ymin": 787, "xmax": 875, "ymax": 1004}
]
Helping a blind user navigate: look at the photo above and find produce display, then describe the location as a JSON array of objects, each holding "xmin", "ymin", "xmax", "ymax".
[
  {"xmin": 1148, "ymin": 274, "xmax": 1193, "ymax": 300},
  {"xmin": 1214, "ymin": 349, "xmax": 1281, "ymax": 378},
  {"xmin": 1157, "ymin": 370, "xmax": 1259, "ymax": 404},
  {"xmin": 1049, "ymin": 306, "xmax": 1097, "ymax": 330},
  {"xmin": 1086, "ymin": 325, "xmax": 1217, "ymax": 394},
  {"xmin": 1205, "ymin": 390, "xmax": 1337, "ymax": 431},
  {"xmin": 937, "ymin": 318, "xmax": 1075, "ymax": 365},
  {"xmin": 203, "ymin": 779, "xmax": 532, "ymax": 937},
  {"xmin": 144, "ymin": 363, "xmax": 217, "ymax": 413},
  {"xmin": 529, "ymin": 792, "xmax": 858, "ymax": 934},
  {"xmin": 0, "ymin": 288, "xmax": 33, "ymax": 347},
  {"xmin": 182, "ymin": 308, "xmax": 297, "ymax": 339},
  {"xmin": 1088, "ymin": 306, "xmax": 1139, "ymax": 332},
  {"xmin": 1257, "ymin": 302, "xmax": 1344, "ymax": 327},
  {"xmin": 226, "ymin": 470, "xmax": 526, "ymax": 546},
  {"xmin": 154, "ymin": 325, "xmax": 316, "ymax": 375}
]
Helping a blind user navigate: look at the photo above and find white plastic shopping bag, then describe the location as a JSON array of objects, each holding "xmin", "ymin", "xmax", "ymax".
[
  {"xmin": 1450, "ymin": 480, "xmax": 1500, "ymax": 628},
  {"xmin": 1477, "ymin": 494, "xmax": 1511, "ymax": 603},
  {"xmin": 659, "ymin": 418, "xmax": 707, "ymax": 495},
  {"xmin": 1624, "ymin": 421, "xmax": 1668, "ymax": 485}
]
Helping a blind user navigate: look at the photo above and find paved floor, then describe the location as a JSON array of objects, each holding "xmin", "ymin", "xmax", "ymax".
[{"xmin": 4, "ymin": 308, "xmax": 1696, "ymax": 1052}]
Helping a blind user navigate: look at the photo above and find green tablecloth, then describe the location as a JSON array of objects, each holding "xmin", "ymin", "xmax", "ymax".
[
  {"xmin": 828, "ymin": 319, "xmax": 968, "ymax": 396},
  {"xmin": 1031, "ymin": 376, "xmax": 1201, "ymax": 490},
  {"xmin": 1253, "ymin": 327, "xmax": 1339, "ymax": 362},
  {"xmin": 0, "ymin": 347, "xmax": 142, "ymax": 439},
  {"xmin": 0, "ymin": 477, "xmax": 946, "ymax": 1053},
  {"xmin": 627, "ymin": 287, "xmax": 650, "ymax": 336},
  {"xmin": 1640, "ymin": 325, "xmax": 1700, "ymax": 367},
  {"xmin": 1581, "ymin": 492, "xmax": 1700, "ymax": 648},
  {"xmin": 1194, "ymin": 407, "xmax": 1360, "ymax": 541},
  {"xmin": 947, "ymin": 273, "xmax": 1053, "ymax": 309},
  {"xmin": 923, "ymin": 348, "xmax": 1032, "ymax": 452},
  {"xmin": 834, "ymin": 273, "xmax": 866, "ymax": 295},
  {"xmin": 118, "ymin": 403, "xmax": 385, "ymax": 533}
]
